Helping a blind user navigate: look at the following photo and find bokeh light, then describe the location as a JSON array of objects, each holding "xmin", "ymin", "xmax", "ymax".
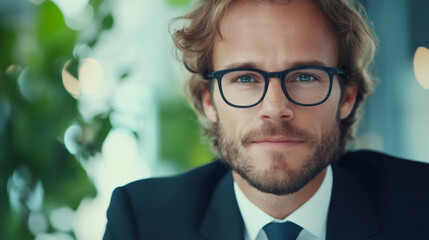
[
  {"xmin": 28, "ymin": 212, "xmax": 48, "ymax": 235},
  {"xmin": 51, "ymin": 0, "xmax": 91, "ymax": 30},
  {"xmin": 7, "ymin": 165, "xmax": 45, "ymax": 240},
  {"xmin": 73, "ymin": 129, "xmax": 151, "ymax": 240},
  {"xmin": 17, "ymin": 68, "xmax": 44, "ymax": 102},
  {"xmin": 52, "ymin": 0, "xmax": 88, "ymax": 17},
  {"xmin": 64, "ymin": 124, "xmax": 83, "ymax": 155},
  {"xmin": 49, "ymin": 207, "xmax": 75, "ymax": 232},
  {"xmin": 413, "ymin": 46, "xmax": 429, "ymax": 89},
  {"xmin": 78, "ymin": 58, "xmax": 104, "ymax": 95},
  {"xmin": 6, "ymin": 64, "xmax": 22, "ymax": 75},
  {"xmin": 61, "ymin": 58, "xmax": 104, "ymax": 99},
  {"xmin": 62, "ymin": 60, "xmax": 80, "ymax": 99}
]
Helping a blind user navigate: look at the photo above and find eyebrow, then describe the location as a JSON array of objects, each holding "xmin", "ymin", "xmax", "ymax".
[{"xmin": 220, "ymin": 60, "xmax": 331, "ymax": 71}]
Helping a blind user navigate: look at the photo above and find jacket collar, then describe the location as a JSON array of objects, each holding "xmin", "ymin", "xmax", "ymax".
[
  {"xmin": 198, "ymin": 160, "xmax": 382, "ymax": 240},
  {"xmin": 199, "ymin": 170, "xmax": 245, "ymax": 240},
  {"xmin": 327, "ymin": 163, "xmax": 381, "ymax": 240}
]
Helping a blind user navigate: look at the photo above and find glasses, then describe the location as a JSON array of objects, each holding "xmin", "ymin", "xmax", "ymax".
[{"xmin": 206, "ymin": 66, "xmax": 348, "ymax": 108}]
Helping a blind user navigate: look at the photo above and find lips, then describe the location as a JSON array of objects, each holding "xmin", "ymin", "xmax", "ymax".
[
  {"xmin": 252, "ymin": 136, "xmax": 303, "ymax": 144},
  {"xmin": 250, "ymin": 136, "xmax": 304, "ymax": 149},
  {"xmin": 239, "ymin": 122, "xmax": 313, "ymax": 148}
]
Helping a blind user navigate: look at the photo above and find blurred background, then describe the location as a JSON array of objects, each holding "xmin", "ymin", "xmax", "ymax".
[{"xmin": 0, "ymin": 0, "xmax": 428, "ymax": 239}]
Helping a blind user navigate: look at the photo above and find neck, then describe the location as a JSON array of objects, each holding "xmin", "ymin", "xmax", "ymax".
[{"xmin": 233, "ymin": 168, "xmax": 327, "ymax": 219}]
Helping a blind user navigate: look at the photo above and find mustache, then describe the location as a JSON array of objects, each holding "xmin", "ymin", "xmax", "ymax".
[{"xmin": 240, "ymin": 122, "xmax": 315, "ymax": 147}]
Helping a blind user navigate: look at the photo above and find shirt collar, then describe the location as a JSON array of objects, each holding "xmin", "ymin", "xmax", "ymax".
[{"xmin": 234, "ymin": 165, "xmax": 333, "ymax": 240}]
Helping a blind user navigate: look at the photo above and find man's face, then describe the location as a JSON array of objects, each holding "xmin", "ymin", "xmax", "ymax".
[{"xmin": 202, "ymin": 0, "xmax": 357, "ymax": 195}]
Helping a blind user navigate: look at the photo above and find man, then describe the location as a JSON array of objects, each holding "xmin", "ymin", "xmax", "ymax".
[{"xmin": 103, "ymin": 0, "xmax": 429, "ymax": 239}]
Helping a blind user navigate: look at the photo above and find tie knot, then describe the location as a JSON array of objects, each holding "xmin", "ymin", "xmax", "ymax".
[{"xmin": 263, "ymin": 221, "xmax": 303, "ymax": 240}]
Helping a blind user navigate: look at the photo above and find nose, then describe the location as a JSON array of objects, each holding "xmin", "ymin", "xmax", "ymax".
[{"xmin": 259, "ymin": 77, "xmax": 294, "ymax": 120}]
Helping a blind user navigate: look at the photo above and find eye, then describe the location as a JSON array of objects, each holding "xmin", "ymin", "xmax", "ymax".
[
  {"xmin": 223, "ymin": 71, "xmax": 264, "ymax": 85},
  {"xmin": 295, "ymin": 74, "xmax": 316, "ymax": 82},
  {"xmin": 236, "ymin": 75, "xmax": 255, "ymax": 83},
  {"xmin": 232, "ymin": 74, "xmax": 263, "ymax": 84}
]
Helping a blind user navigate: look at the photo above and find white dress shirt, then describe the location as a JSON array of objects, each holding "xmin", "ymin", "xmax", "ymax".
[{"xmin": 234, "ymin": 165, "xmax": 333, "ymax": 240}]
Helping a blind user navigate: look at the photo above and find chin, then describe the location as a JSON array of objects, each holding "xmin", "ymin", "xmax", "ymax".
[{"xmin": 236, "ymin": 150, "xmax": 328, "ymax": 196}]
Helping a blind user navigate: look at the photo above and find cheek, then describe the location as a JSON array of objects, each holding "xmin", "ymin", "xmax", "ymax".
[
  {"xmin": 321, "ymin": 80, "xmax": 342, "ymax": 117},
  {"xmin": 298, "ymin": 84, "xmax": 341, "ymax": 135},
  {"xmin": 217, "ymin": 106, "xmax": 245, "ymax": 136},
  {"xmin": 213, "ymin": 93, "xmax": 238, "ymax": 132},
  {"xmin": 330, "ymin": 81, "xmax": 342, "ymax": 106},
  {"xmin": 319, "ymin": 85, "xmax": 342, "ymax": 130},
  {"xmin": 214, "ymin": 94, "xmax": 257, "ymax": 139}
]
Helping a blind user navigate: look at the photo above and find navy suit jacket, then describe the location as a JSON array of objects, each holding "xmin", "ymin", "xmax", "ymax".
[{"xmin": 103, "ymin": 150, "xmax": 429, "ymax": 239}]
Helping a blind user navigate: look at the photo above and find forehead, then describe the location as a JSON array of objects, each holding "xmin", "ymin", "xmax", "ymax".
[{"xmin": 213, "ymin": 0, "xmax": 339, "ymax": 71}]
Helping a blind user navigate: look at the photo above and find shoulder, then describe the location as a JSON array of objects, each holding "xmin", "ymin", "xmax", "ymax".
[
  {"xmin": 118, "ymin": 160, "xmax": 229, "ymax": 212},
  {"xmin": 336, "ymin": 149, "xmax": 429, "ymax": 177},
  {"xmin": 335, "ymin": 149, "xmax": 429, "ymax": 190},
  {"xmin": 333, "ymin": 150, "xmax": 429, "ymax": 232},
  {"xmin": 104, "ymin": 160, "xmax": 230, "ymax": 239},
  {"xmin": 123, "ymin": 159, "xmax": 229, "ymax": 201}
]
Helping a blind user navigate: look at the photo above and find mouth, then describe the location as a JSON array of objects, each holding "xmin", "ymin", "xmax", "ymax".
[{"xmin": 250, "ymin": 136, "xmax": 304, "ymax": 149}]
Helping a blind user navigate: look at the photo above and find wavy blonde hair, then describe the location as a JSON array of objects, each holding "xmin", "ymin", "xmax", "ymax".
[{"xmin": 172, "ymin": 0, "xmax": 377, "ymax": 153}]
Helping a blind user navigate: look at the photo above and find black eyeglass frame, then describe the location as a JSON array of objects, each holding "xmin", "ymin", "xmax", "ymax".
[{"xmin": 206, "ymin": 66, "xmax": 348, "ymax": 108}]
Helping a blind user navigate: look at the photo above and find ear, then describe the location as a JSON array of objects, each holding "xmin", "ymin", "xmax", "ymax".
[
  {"xmin": 202, "ymin": 87, "xmax": 218, "ymax": 122},
  {"xmin": 340, "ymin": 85, "xmax": 358, "ymax": 120}
]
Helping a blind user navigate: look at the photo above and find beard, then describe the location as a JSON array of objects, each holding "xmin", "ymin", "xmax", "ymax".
[{"xmin": 217, "ymin": 119, "xmax": 340, "ymax": 196}]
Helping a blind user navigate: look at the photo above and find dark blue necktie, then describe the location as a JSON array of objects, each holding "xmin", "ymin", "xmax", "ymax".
[{"xmin": 263, "ymin": 221, "xmax": 303, "ymax": 240}]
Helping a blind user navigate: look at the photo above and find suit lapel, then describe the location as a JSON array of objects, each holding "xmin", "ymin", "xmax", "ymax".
[
  {"xmin": 326, "ymin": 164, "xmax": 381, "ymax": 240},
  {"xmin": 199, "ymin": 170, "xmax": 245, "ymax": 240},
  {"xmin": 199, "ymin": 157, "xmax": 382, "ymax": 240}
]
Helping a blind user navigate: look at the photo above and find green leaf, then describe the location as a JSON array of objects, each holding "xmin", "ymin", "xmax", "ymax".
[
  {"xmin": 102, "ymin": 13, "xmax": 114, "ymax": 30},
  {"xmin": 159, "ymin": 98, "xmax": 214, "ymax": 171},
  {"xmin": 167, "ymin": 0, "xmax": 193, "ymax": 7}
]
